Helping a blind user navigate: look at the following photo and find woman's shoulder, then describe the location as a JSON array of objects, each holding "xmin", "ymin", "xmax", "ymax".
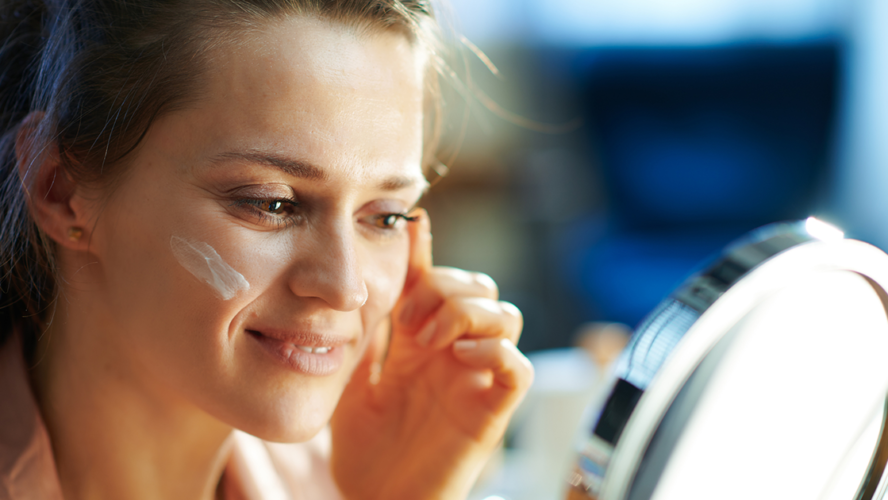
[{"xmin": 0, "ymin": 334, "xmax": 65, "ymax": 500}]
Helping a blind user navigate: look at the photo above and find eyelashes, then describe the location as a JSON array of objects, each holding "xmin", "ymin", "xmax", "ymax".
[
  {"xmin": 229, "ymin": 197, "xmax": 302, "ymax": 229},
  {"xmin": 228, "ymin": 197, "xmax": 418, "ymax": 233},
  {"xmin": 370, "ymin": 212, "xmax": 419, "ymax": 230}
]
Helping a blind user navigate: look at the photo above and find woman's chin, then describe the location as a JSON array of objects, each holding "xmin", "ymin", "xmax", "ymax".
[
  {"xmin": 222, "ymin": 390, "xmax": 341, "ymax": 443},
  {"xmin": 204, "ymin": 338, "xmax": 360, "ymax": 443},
  {"xmin": 251, "ymin": 422, "xmax": 328, "ymax": 444},
  {"xmin": 230, "ymin": 411, "xmax": 331, "ymax": 443}
]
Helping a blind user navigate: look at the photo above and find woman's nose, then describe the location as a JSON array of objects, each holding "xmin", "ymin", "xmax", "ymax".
[{"xmin": 287, "ymin": 221, "xmax": 368, "ymax": 311}]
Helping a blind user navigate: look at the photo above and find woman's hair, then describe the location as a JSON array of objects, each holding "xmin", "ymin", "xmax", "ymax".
[{"xmin": 0, "ymin": 0, "xmax": 443, "ymax": 358}]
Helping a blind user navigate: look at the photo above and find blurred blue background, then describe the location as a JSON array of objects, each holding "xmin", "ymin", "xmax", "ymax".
[{"xmin": 422, "ymin": 0, "xmax": 888, "ymax": 353}]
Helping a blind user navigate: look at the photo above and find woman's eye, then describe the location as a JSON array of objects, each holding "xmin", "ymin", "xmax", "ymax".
[
  {"xmin": 377, "ymin": 214, "xmax": 400, "ymax": 229},
  {"xmin": 258, "ymin": 199, "xmax": 287, "ymax": 215},
  {"xmin": 242, "ymin": 198, "xmax": 295, "ymax": 215},
  {"xmin": 371, "ymin": 213, "xmax": 418, "ymax": 230},
  {"xmin": 229, "ymin": 196, "xmax": 301, "ymax": 229}
]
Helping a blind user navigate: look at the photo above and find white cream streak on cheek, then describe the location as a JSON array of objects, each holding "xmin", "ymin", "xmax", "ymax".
[{"xmin": 170, "ymin": 236, "xmax": 250, "ymax": 300}]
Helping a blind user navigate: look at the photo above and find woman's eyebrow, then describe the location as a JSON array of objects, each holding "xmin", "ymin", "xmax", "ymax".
[
  {"xmin": 378, "ymin": 175, "xmax": 429, "ymax": 192},
  {"xmin": 211, "ymin": 150, "xmax": 429, "ymax": 192},
  {"xmin": 211, "ymin": 151, "xmax": 328, "ymax": 181}
]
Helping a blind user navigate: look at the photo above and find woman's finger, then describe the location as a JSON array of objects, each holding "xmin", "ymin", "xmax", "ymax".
[
  {"xmin": 427, "ymin": 267, "xmax": 499, "ymax": 301},
  {"xmin": 414, "ymin": 297, "xmax": 523, "ymax": 349},
  {"xmin": 451, "ymin": 337, "xmax": 534, "ymax": 411},
  {"xmin": 403, "ymin": 208, "xmax": 432, "ymax": 291},
  {"xmin": 396, "ymin": 268, "xmax": 499, "ymax": 331},
  {"xmin": 392, "ymin": 208, "xmax": 434, "ymax": 333}
]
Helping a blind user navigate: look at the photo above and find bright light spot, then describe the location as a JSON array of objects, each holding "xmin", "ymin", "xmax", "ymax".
[
  {"xmin": 805, "ymin": 217, "xmax": 845, "ymax": 241},
  {"xmin": 482, "ymin": 497, "xmax": 507, "ymax": 500}
]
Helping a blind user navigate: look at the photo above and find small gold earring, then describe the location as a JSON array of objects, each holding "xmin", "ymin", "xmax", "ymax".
[{"xmin": 67, "ymin": 227, "xmax": 83, "ymax": 242}]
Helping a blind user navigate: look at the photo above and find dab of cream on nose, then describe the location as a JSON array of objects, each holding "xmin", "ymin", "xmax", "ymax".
[{"xmin": 170, "ymin": 236, "xmax": 250, "ymax": 300}]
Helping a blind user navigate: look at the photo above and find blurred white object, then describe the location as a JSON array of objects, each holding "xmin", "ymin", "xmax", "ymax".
[
  {"xmin": 467, "ymin": 349, "xmax": 605, "ymax": 500},
  {"xmin": 517, "ymin": 348, "xmax": 605, "ymax": 500},
  {"xmin": 471, "ymin": 324, "xmax": 630, "ymax": 500}
]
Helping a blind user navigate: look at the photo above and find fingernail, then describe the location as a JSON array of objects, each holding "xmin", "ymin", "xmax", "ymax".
[
  {"xmin": 453, "ymin": 339, "xmax": 478, "ymax": 351},
  {"xmin": 399, "ymin": 302, "xmax": 415, "ymax": 325},
  {"xmin": 416, "ymin": 320, "xmax": 437, "ymax": 346}
]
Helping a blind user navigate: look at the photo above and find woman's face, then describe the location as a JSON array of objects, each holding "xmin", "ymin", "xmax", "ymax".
[{"xmin": 78, "ymin": 16, "xmax": 427, "ymax": 441}]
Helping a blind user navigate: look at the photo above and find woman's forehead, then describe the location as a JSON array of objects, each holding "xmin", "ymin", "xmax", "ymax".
[
  {"xmin": 205, "ymin": 16, "xmax": 426, "ymax": 114},
  {"xmin": 182, "ymin": 15, "xmax": 427, "ymax": 184}
]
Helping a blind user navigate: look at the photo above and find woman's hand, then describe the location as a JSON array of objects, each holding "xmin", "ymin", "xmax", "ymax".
[{"xmin": 331, "ymin": 209, "xmax": 533, "ymax": 500}]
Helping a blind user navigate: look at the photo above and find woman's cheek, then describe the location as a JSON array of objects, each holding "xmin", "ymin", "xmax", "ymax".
[
  {"xmin": 360, "ymin": 240, "xmax": 410, "ymax": 324},
  {"xmin": 207, "ymin": 230, "xmax": 299, "ymax": 300},
  {"xmin": 355, "ymin": 243, "xmax": 408, "ymax": 367},
  {"xmin": 170, "ymin": 236, "xmax": 251, "ymax": 300}
]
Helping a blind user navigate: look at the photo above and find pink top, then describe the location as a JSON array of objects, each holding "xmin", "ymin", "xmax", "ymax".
[{"xmin": 0, "ymin": 335, "xmax": 344, "ymax": 500}]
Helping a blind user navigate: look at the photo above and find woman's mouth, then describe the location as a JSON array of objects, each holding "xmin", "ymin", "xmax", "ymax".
[
  {"xmin": 246, "ymin": 329, "xmax": 347, "ymax": 376},
  {"xmin": 295, "ymin": 345, "xmax": 331, "ymax": 354}
]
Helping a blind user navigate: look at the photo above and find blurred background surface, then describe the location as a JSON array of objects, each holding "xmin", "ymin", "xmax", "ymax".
[
  {"xmin": 418, "ymin": 1, "xmax": 888, "ymax": 497},
  {"xmin": 424, "ymin": 0, "xmax": 888, "ymax": 352}
]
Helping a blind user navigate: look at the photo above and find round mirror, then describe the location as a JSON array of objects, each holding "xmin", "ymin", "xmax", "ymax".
[{"xmin": 567, "ymin": 220, "xmax": 888, "ymax": 500}]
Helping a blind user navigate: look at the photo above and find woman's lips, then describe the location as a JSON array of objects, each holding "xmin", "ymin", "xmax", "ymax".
[{"xmin": 246, "ymin": 329, "xmax": 347, "ymax": 376}]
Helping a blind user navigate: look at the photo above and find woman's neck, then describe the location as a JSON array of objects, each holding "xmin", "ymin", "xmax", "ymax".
[{"xmin": 28, "ymin": 297, "xmax": 235, "ymax": 500}]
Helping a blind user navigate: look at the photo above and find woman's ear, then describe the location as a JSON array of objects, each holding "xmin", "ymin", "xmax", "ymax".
[{"xmin": 15, "ymin": 111, "xmax": 92, "ymax": 251}]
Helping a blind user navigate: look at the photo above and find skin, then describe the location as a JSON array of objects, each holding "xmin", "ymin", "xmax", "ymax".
[{"xmin": 20, "ymin": 15, "xmax": 533, "ymax": 500}]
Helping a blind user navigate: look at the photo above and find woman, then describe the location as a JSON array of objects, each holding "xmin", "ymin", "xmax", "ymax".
[{"xmin": 0, "ymin": 1, "xmax": 533, "ymax": 499}]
